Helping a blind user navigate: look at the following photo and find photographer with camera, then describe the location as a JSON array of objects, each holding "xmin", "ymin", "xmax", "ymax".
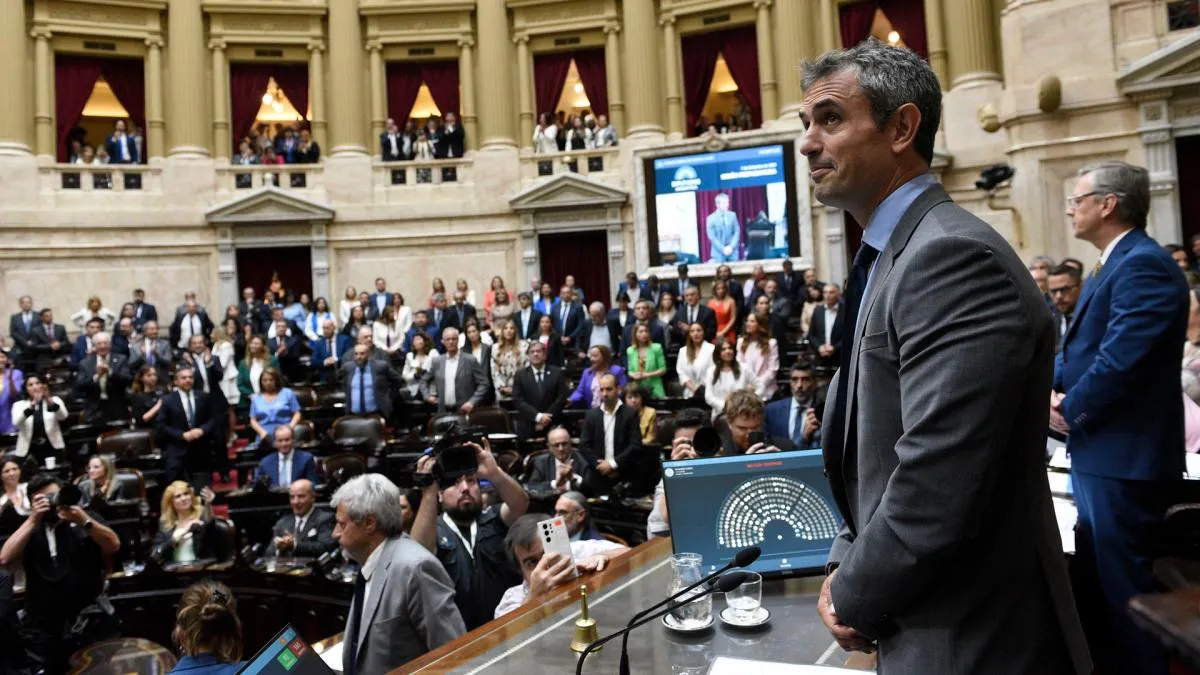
[
  {"xmin": 411, "ymin": 436, "xmax": 530, "ymax": 630},
  {"xmin": 647, "ymin": 408, "xmax": 709, "ymax": 538},
  {"xmin": 0, "ymin": 473, "xmax": 120, "ymax": 673}
]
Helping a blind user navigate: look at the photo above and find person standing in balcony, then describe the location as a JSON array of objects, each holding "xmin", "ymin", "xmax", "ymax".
[
  {"xmin": 105, "ymin": 119, "xmax": 140, "ymax": 165},
  {"xmin": 533, "ymin": 113, "xmax": 558, "ymax": 154},
  {"xmin": 436, "ymin": 112, "xmax": 465, "ymax": 159}
]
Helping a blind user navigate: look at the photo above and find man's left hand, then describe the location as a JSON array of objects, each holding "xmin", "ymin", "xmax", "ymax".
[
  {"xmin": 596, "ymin": 460, "xmax": 615, "ymax": 477},
  {"xmin": 58, "ymin": 505, "xmax": 89, "ymax": 526},
  {"xmin": 1049, "ymin": 391, "xmax": 1070, "ymax": 434},
  {"xmin": 818, "ymin": 570, "xmax": 875, "ymax": 653},
  {"xmin": 470, "ymin": 439, "xmax": 498, "ymax": 479},
  {"xmin": 460, "ymin": 401, "xmax": 475, "ymax": 415},
  {"xmin": 576, "ymin": 553, "xmax": 611, "ymax": 575}
]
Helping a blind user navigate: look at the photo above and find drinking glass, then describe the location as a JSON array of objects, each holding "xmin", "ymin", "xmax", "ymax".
[
  {"xmin": 667, "ymin": 553, "xmax": 711, "ymax": 628},
  {"xmin": 122, "ymin": 560, "xmax": 137, "ymax": 577},
  {"xmin": 724, "ymin": 571, "xmax": 762, "ymax": 622}
]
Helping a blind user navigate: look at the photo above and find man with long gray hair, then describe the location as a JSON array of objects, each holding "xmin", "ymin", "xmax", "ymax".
[
  {"xmin": 801, "ymin": 40, "xmax": 1090, "ymax": 673},
  {"xmin": 332, "ymin": 474, "xmax": 463, "ymax": 675}
]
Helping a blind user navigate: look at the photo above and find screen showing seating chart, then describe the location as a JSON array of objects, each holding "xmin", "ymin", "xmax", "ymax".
[
  {"xmin": 238, "ymin": 625, "xmax": 334, "ymax": 675},
  {"xmin": 662, "ymin": 449, "xmax": 839, "ymax": 577},
  {"xmin": 644, "ymin": 144, "xmax": 800, "ymax": 267}
]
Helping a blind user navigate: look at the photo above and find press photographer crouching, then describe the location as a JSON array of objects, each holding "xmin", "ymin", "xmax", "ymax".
[
  {"xmin": 0, "ymin": 473, "xmax": 120, "ymax": 673},
  {"xmin": 412, "ymin": 432, "xmax": 530, "ymax": 630}
]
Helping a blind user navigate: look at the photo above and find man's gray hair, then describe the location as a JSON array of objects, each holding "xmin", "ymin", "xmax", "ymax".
[
  {"xmin": 801, "ymin": 39, "xmax": 941, "ymax": 165},
  {"xmin": 357, "ymin": 325, "xmax": 373, "ymax": 338},
  {"xmin": 93, "ymin": 331, "xmax": 111, "ymax": 343},
  {"xmin": 1077, "ymin": 161, "xmax": 1151, "ymax": 229},
  {"xmin": 561, "ymin": 490, "xmax": 588, "ymax": 512},
  {"xmin": 589, "ymin": 301, "xmax": 606, "ymax": 314},
  {"xmin": 331, "ymin": 473, "xmax": 404, "ymax": 537},
  {"xmin": 504, "ymin": 513, "xmax": 550, "ymax": 563}
]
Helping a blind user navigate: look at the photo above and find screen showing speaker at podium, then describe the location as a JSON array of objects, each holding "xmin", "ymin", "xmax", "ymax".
[{"xmin": 662, "ymin": 449, "xmax": 840, "ymax": 576}]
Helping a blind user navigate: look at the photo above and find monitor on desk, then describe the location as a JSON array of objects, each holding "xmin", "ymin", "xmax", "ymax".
[
  {"xmin": 238, "ymin": 625, "xmax": 334, "ymax": 675},
  {"xmin": 662, "ymin": 449, "xmax": 839, "ymax": 577}
]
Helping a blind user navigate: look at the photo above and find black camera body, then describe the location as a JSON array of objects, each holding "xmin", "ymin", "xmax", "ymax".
[
  {"xmin": 48, "ymin": 484, "xmax": 82, "ymax": 509},
  {"xmin": 422, "ymin": 422, "xmax": 488, "ymax": 488}
]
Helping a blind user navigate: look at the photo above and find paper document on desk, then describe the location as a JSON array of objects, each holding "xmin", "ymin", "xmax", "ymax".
[
  {"xmin": 708, "ymin": 658, "xmax": 861, "ymax": 674},
  {"xmin": 319, "ymin": 642, "xmax": 343, "ymax": 673}
]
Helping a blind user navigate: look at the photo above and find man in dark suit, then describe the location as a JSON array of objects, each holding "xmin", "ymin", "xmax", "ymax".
[
  {"xmin": 1047, "ymin": 263, "xmax": 1081, "ymax": 352},
  {"xmin": 672, "ymin": 285, "xmax": 717, "ymax": 342},
  {"xmin": 805, "ymin": 284, "xmax": 843, "ymax": 370},
  {"xmin": 132, "ymin": 288, "xmax": 157, "ymax": 330},
  {"xmin": 513, "ymin": 293, "xmax": 543, "ymax": 341},
  {"xmin": 550, "ymin": 286, "xmax": 585, "ymax": 351},
  {"xmin": 805, "ymin": 42, "xmax": 1089, "ymax": 674},
  {"xmin": 435, "ymin": 112, "xmax": 465, "ymax": 159},
  {"xmin": 1052, "ymin": 161, "xmax": 1188, "ymax": 675},
  {"xmin": 764, "ymin": 361, "xmax": 822, "ymax": 450},
  {"xmin": 443, "ymin": 291, "xmax": 478, "ymax": 332},
  {"xmin": 578, "ymin": 302, "xmax": 621, "ymax": 358},
  {"xmin": 420, "ymin": 328, "xmax": 489, "ymax": 414},
  {"xmin": 668, "ymin": 264, "xmax": 698, "ymax": 300},
  {"xmin": 75, "ymin": 332, "xmax": 131, "ymax": 424},
  {"xmin": 266, "ymin": 478, "xmax": 336, "ymax": 557},
  {"xmin": 380, "ymin": 118, "xmax": 406, "ymax": 161},
  {"xmin": 512, "ymin": 342, "xmax": 569, "ymax": 439},
  {"xmin": 615, "ymin": 272, "xmax": 651, "ymax": 305},
  {"xmin": 368, "ymin": 277, "xmax": 393, "ymax": 322},
  {"xmin": 156, "ymin": 366, "xmax": 217, "ymax": 487},
  {"xmin": 70, "ymin": 317, "xmax": 105, "ymax": 370},
  {"xmin": 606, "ymin": 295, "xmax": 632, "ymax": 343},
  {"xmin": 267, "ymin": 319, "xmax": 304, "ymax": 384},
  {"xmin": 112, "ymin": 318, "xmax": 135, "ymax": 358},
  {"xmin": 341, "ymin": 343, "xmax": 404, "ymax": 420},
  {"xmin": 578, "ymin": 373, "xmax": 642, "ymax": 495},
  {"xmin": 8, "ymin": 295, "xmax": 36, "ymax": 374},
  {"xmin": 274, "ymin": 126, "xmax": 299, "ymax": 163},
  {"xmin": 311, "ymin": 319, "xmax": 351, "ymax": 383},
  {"xmin": 169, "ymin": 300, "xmax": 213, "ymax": 352},
  {"xmin": 255, "ymin": 426, "xmax": 318, "ymax": 488},
  {"xmin": 182, "ymin": 335, "xmax": 229, "ymax": 460},
  {"xmin": 238, "ymin": 286, "xmax": 270, "ymax": 333},
  {"xmin": 104, "ymin": 119, "xmax": 140, "ymax": 164},
  {"xmin": 29, "ymin": 309, "xmax": 69, "ymax": 373},
  {"xmin": 764, "ymin": 279, "xmax": 793, "ymax": 321},
  {"xmin": 525, "ymin": 426, "xmax": 592, "ymax": 494},
  {"xmin": 776, "ymin": 258, "xmax": 805, "ymax": 304}
]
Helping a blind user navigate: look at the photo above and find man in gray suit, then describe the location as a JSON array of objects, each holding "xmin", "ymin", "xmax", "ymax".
[
  {"xmin": 705, "ymin": 193, "xmax": 740, "ymax": 263},
  {"xmin": 802, "ymin": 42, "xmax": 1090, "ymax": 674},
  {"xmin": 128, "ymin": 320, "xmax": 173, "ymax": 380},
  {"xmin": 421, "ymin": 327, "xmax": 489, "ymax": 414},
  {"xmin": 332, "ymin": 473, "xmax": 464, "ymax": 675}
]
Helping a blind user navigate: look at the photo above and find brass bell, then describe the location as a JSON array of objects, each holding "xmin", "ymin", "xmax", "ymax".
[{"xmin": 570, "ymin": 584, "xmax": 601, "ymax": 653}]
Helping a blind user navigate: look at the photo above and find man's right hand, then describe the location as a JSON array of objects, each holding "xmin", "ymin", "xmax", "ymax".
[
  {"xmin": 556, "ymin": 463, "xmax": 573, "ymax": 481},
  {"xmin": 29, "ymin": 494, "xmax": 50, "ymax": 523},
  {"xmin": 424, "ymin": 395, "xmax": 438, "ymax": 406},
  {"xmin": 416, "ymin": 455, "xmax": 439, "ymax": 493},
  {"xmin": 803, "ymin": 408, "xmax": 821, "ymax": 442},
  {"xmin": 818, "ymin": 344, "xmax": 833, "ymax": 358},
  {"xmin": 670, "ymin": 438, "xmax": 698, "ymax": 461},
  {"xmin": 818, "ymin": 570, "xmax": 875, "ymax": 653},
  {"xmin": 528, "ymin": 551, "xmax": 575, "ymax": 598},
  {"xmin": 324, "ymin": 356, "xmax": 337, "ymax": 366}
]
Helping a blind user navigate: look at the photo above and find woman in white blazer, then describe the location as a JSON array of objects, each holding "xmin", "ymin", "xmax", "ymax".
[
  {"xmin": 675, "ymin": 323, "xmax": 715, "ymax": 399},
  {"xmin": 703, "ymin": 338, "xmax": 752, "ymax": 420},
  {"xmin": 11, "ymin": 375, "xmax": 69, "ymax": 465}
]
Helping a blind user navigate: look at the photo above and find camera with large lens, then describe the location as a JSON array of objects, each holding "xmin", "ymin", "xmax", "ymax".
[
  {"xmin": 417, "ymin": 422, "xmax": 488, "ymax": 488},
  {"xmin": 691, "ymin": 427, "xmax": 723, "ymax": 458},
  {"xmin": 47, "ymin": 484, "xmax": 82, "ymax": 508}
]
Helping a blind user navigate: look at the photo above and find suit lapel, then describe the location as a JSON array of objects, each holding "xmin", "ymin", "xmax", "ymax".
[
  {"xmin": 1063, "ymin": 228, "xmax": 1144, "ymax": 345},
  {"xmin": 356, "ymin": 538, "xmax": 394, "ymax": 661}
]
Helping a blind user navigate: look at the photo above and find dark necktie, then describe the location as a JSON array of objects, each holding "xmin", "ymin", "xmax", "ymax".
[
  {"xmin": 184, "ymin": 393, "xmax": 195, "ymax": 427},
  {"xmin": 346, "ymin": 572, "xmax": 366, "ymax": 675},
  {"xmin": 358, "ymin": 365, "xmax": 367, "ymax": 414},
  {"xmin": 791, "ymin": 405, "xmax": 807, "ymax": 447},
  {"xmin": 828, "ymin": 244, "xmax": 880, "ymax": 457},
  {"xmin": 688, "ymin": 306, "xmax": 696, "ymax": 324}
]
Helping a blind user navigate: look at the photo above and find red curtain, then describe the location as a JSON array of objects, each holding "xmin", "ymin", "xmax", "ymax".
[
  {"xmin": 533, "ymin": 52, "xmax": 573, "ymax": 119},
  {"xmin": 878, "ymin": 0, "xmax": 928, "ymax": 59},
  {"xmin": 840, "ymin": 1, "xmax": 879, "ymax": 48},
  {"xmin": 54, "ymin": 55, "xmax": 103, "ymax": 161},
  {"xmin": 572, "ymin": 48, "xmax": 608, "ymax": 117},
  {"xmin": 720, "ymin": 26, "xmax": 762, "ymax": 130},
  {"xmin": 100, "ymin": 58, "xmax": 145, "ymax": 134},
  {"xmin": 270, "ymin": 64, "xmax": 310, "ymax": 125},
  {"xmin": 229, "ymin": 63, "xmax": 273, "ymax": 145},
  {"xmin": 385, "ymin": 61, "xmax": 423, "ymax": 122},
  {"xmin": 537, "ymin": 230, "xmax": 610, "ymax": 309},
  {"xmin": 693, "ymin": 186, "xmax": 769, "ymax": 263},
  {"xmin": 681, "ymin": 31, "xmax": 723, "ymax": 134},
  {"xmin": 420, "ymin": 60, "xmax": 460, "ymax": 116}
]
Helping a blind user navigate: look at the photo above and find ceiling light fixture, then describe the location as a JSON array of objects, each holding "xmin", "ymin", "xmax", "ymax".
[
  {"xmin": 262, "ymin": 93, "xmax": 273, "ymax": 105},
  {"xmin": 887, "ymin": 30, "xmax": 901, "ymax": 45}
]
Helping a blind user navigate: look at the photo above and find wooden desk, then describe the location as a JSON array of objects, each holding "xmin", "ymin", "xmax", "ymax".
[{"xmin": 1130, "ymin": 587, "xmax": 1200, "ymax": 671}]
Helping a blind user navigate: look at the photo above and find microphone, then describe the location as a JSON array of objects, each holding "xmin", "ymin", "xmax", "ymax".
[
  {"xmin": 576, "ymin": 572, "xmax": 749, "ymax": 675},
  {"xmin": 617, "ymin": 546, "xmax": 760, "ymax": 675}
]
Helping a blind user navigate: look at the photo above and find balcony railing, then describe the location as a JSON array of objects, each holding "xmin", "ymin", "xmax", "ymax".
[
  {"xmin": 217, "ymin": 164, "xmax": 324, "ymax": 193},
  {"xmin": 519, "ymin": 147, "xmax": 620, "ymax": 181},
  {"xmin": 373, "ymin": 158, "xmax": 473, "ymax": 188},
  {"xmin": 42, "ymin": 164, "xmax": 161, "ymax": 193}
]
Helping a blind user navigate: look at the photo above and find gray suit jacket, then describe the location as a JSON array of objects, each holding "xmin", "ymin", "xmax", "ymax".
[
  {"xmin": 822, "ymin": 184, "xmax": 1091, "ymax": 674},
  {"xmin": 420, "ymin": 352, "xmax": 489, "ymax": 412},
  {"xmin": 343, "ymin": 535, "xmax": 465, "ymax": 674},
  {"xmin": 128, "ymin": 338, "xmax": 173, "ymax": 373}
]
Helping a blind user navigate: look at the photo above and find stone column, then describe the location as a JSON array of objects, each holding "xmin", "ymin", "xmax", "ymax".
[
  {"xmin": 166, "ymin": 0, "xmax": 210, "ymax": 156},
  {"xmin": 0, "ymin": 0, "xmax": 31, "ymax": 155},
  {"xmin": 367, "ymin": 41, "xmax": 384, "ymax": 147},
  {"xmin": 944, "ymin": 0, "xmax": 1001, "ymax": 87},
  {"xmin": 308, "ymin": 41, "xmax": 327, "ymax": 149},
  {"xmin": 623, "ymin": 0, "xmax": 663, "ymax": 138},
  {"xmin": 144, "ymin": 38, "xmax": 165, "ymax": 161},
  {"xmin": 660, "ymin": 15, "xmax": 683, "ymax": 138},
  {"xmin": 327, "ymin": 0, "xmax": 367, "ymax": 155},
  {"xmin": 514, "ymin": 33, "xmax": 533, "ymax": 150},
  {"xmin": 458, "ymin": 36, "xmax": 477, "ymax": 151},
  {"xmin": 773, "ymin": 0, "xmax": 816, "ymax": 120},
  {"xmin": 210, "ymin": 40, "xmax": 230, "ymax": 160},
  {"xmin": 923, "ymin": 0, "xmax": 949, "ymax": 89},
  {"xmin": 754, "ymin": 0, "xmax": 779, "ymax": 123},
  {"xmin": 603, "ymin": 23, "xmax": 625, "ymax": 134},
  {"xmin": 820, "ymin": 0, "xmax": 838, "ymax": 53},
  {"xmin": 1138, "ymin": 97, "xmax": 1182, "ymax": 245},
  {"xmin": 32, "ymin": 28, "xmax": 52, "ymax": 158},
  {"xmin": 476, "ymin": 0, "xmax": 516, "ymax": 149}
]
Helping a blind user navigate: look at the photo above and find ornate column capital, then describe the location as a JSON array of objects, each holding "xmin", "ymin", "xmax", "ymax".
[
  {"xmin": 309, "ymin": 40, "xmax": 327, "ymax": 53},
  {"xmin": 603, "ymin": 21, "xmax": 621, "ymax": 35},
  {"xmin": 658, "ymin": 14, "xmax": 676, "ymax": 28},
  {"xmin": 512, "ymin": 33, "xmax": 529, "ymax": 46},
  {"xmin": 457, "ymin": 35, "xmax": 475, "ymax": 49},
  {"xmin": 207, "ymin": 38, "xmax": 226, "ymax": 51},
  {"xmin": 753, "ymin": 0, "xmax": 772, "ymax": 9},
  {"xmin": 363, "ymin": 40, "xmax": 380, "ymax": 53},
  {"xmin": 145, "ymin": 36, "xmax": 164, "ymax": 49},
  {"xmin": 29, "ymin": 27, "xmax": 52, "ymax": 41}
]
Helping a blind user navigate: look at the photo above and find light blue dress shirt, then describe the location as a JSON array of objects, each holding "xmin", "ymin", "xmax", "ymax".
[
  {"xmin": 857, "ymin": 173, "xmax": 940, "ymax": 332},
  {"xmin": 351, "ymin": 365, "xmax": 376, "ymax": 414}
]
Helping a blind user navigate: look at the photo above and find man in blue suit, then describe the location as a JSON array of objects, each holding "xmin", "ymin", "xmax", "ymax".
[
  {"xmin": 1052, "ymin": 162, "xmax": 1188, "ymax": 675},
  {"xmin": 764, "ymin": 361, "xmax": 823, "ymax": 450},
  {"xmin": 310, "ymin": 319, "xmax": 351, "ymax": 383},
  {"xmin": 69, "ymin": 317, "xmax": 105, "ymax": 370},
  {"xmin": 256, "ymin": 426, "xmax": 318, "ymax": 488},
  {"xmin": 132, "ymin": 288, "xmax": 157, "ymax": 330},
  {"xmin": 368, "ymin": 277, "xmax": 393, "ymax": 321},
  {"xmin": 550, "ymin": 285, "xmax": 586, "ymax": 351},
  {"xmin": 705, "ymin": 193, "xmax": 741, "ymax": 263}
]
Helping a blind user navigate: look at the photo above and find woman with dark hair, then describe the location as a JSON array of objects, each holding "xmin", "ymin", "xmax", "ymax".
[
  {"xmin": 531, "ymin": 314, "xmax": 564, "ymax": 367},
  {"xmin": 12, "ymin": 375, "xmax": 68, "ymax": 466},
  {"xmin": 704, "ymin": 338, "xmax": 751, "ymax": 418},
  {"xmin": 568, "ymin": 345, "xmax": 628, "ymax": 408},
  {"xmin": 0, "ymin": 351, "xmax": 24, "ymax": 434},
  {"xmin": 754, "ymin": 294, "xmax": 790, "ymax": 357},
  {"xmin": 402, "ymin": 331, "xmax": 437, "ymax": 400},
  {"xmin": 303, "ymin": 297, "xmax": 334, "ymax": 342},
  {"xmin": 676, "ymin": 323, "xmax": 714, "ymax": 399},
  {"xmin": 429, "ymin": 278, "xmax": 447, "ymax": 308},
  {"xmin": 341, "ymin": 305, "xmax": 367, "ymax": 338},
  {"xmin": 248, "ymin": 367, "xmax": 300, "ymax": 449},
  {"xmin": 534, "ymin": 282, "xmax": 556, "ymax": 316},
  {"xmin": 373, "ymin": 306, "xmax": 405, "ymax": 363},
  {"xmin": 800, "ymin": 284, "xmax": 823, "ymax": 337},
  {"xmin": 131, "ymin": 365, "xmax": 164, "ymax": 427},
  {"xmin": 624, "ymin": 386, "xmax": 658, "ymax": 445},
  {"xmin": 387, "ymin": 292, "xmax": 413, "ymax": 336},
  {"xmin": 169, "ymin": 580, "xmax": 245, "ymax": 673}
]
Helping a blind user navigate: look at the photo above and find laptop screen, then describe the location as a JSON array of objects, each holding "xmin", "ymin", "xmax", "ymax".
[
  {"xmin": 661, "ymin": 449, "xmax": 840, "ymax": 577},
  {"xmin": 237, "ymin": 625, "xmax": 334, "ymax": 675}
]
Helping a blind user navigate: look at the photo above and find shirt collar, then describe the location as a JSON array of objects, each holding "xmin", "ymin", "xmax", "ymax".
[
  {"xmin": 360, "ymin": 537, "xmax": 386, "ymax": 582},
  {"xmin": 862, "ymin": 173, "xmax": 939, "ymax": 253},
  {"xmin": 602, "ymin": 400, "xmax": 622, "ymax": 416},
  {"xmin": 1099, "ymin": 227, "xmax": 1134, "ymax": 265}
]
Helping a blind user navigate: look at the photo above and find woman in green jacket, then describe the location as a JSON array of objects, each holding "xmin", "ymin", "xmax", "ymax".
[{"xmin": 626, "ymin": 323, "xmax": 666, "ymax": 399}]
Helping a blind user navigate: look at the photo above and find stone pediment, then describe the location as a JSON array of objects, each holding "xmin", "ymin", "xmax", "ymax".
[
  {"xmin": 509, "ymin": 173, "xmax": 628, "ymax": 212},
  {"xmin": 1118, "ymin": 31, "xmax": 1200, "ymax": 96},
  {"xmin": 206, "ymin": 187, "xmax": 334, "ymax": 225}
]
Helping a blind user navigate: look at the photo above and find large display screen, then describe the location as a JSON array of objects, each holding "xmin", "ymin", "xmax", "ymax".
[
  {"xmin": 644, "ymin": 143, "xmax": 801, "ymax": 266},
  {"xmin": 661, "ymin": 449, "xmax": 838, "ymax": 577}
]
